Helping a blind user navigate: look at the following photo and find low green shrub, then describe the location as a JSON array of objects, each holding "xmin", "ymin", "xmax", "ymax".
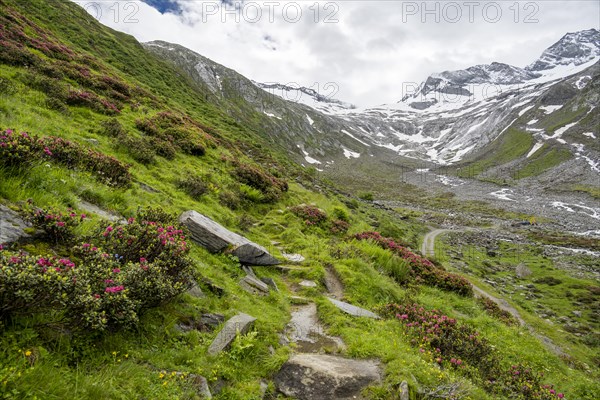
[
  {"xmin": 332, "ymin": 206, "xmax": 350, "ymax": 222},
  {"xmin": 177, "ymin": 176, "xmax": 208, "ymax": 200},
  {"xmin": 232, "ymin": 161, "xmax": 288, "ymax": 203}
]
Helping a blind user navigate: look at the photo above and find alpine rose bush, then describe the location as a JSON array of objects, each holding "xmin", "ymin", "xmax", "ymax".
[
  {"xmin": 382, "ymin": 304, "xmax": 564, "ymax": 399},
  {"xmin": 353, "ymin": 231, "xmax": 472, "ymax": 296},
  {"xmin": 290, "ymin": 204, "xmax": 328, "ymax": 226},
  {"xmin": 26, "ymin": 205, "xmax": 86, "ymax": 244},
  {"xmin": 0, "ymin": 129, "xmax": 131, "ymax": 187},
  {"xmin": 0, "ymin": 207, "xmax": 193, "ymax": 332}
]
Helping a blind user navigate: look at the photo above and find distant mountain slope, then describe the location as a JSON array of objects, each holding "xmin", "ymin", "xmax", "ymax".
[{"xmin": 146, "ymin": 29, "xmax": 599, "ymax": 192}]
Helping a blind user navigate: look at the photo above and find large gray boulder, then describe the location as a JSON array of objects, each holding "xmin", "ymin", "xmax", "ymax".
[
  {"xmin": 180, "ymin": 210, "xmax": 279, "ymax": 265},
  {"xmin": 0, "ymin": 205, "xmax": 30, "ymax": 245},
  {"xmin": 327, "ymin": 298, "xmax": 380, "ymax": 319},
  {"xmin": 207, "ymin": 313, "xmax": 256, "ymax": 355},
  {"xmin": 275, "ymin": 354, "xmax": 381, "ymax": 400}
]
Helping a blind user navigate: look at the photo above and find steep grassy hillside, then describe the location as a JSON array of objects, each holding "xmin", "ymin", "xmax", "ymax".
[{"xmin": 0, "ymin": 1, "xmax": 598, "ymax": 399}]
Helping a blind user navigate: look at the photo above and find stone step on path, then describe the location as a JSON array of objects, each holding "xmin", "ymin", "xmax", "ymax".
[
  {"xmin": 274, "ymin": 264, "xmax": 383, "ymax": 399},
  {"xmin": 283, "ymin": 303, "xmax": 345, "ymax": 353},
  {"xmin": 327, "ymin": 298, "xmax": 380, "ymax": 319},
  {"xmin": 274, "ymin": 354, "xmax": 381, "ymax": 400}
]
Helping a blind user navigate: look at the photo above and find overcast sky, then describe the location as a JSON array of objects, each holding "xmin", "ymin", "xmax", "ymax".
[{"xmin": 74, "ymin": 1, "xmax": 599, "ymax": 107}]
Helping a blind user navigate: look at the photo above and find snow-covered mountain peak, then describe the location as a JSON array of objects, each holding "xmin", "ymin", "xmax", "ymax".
[
  {"xmin": 254, "ymin": 82, "xmax": 356, "ymax": 114},
  {"xmin": 528, "ymin": 28, "xmax": 600, "ymax": 72},
  {"xmin": 398, "ymin": 29, "xmax": 599, "ymax": 111}
]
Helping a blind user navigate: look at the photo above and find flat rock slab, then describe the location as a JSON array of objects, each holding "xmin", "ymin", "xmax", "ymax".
[
  {"xmin": 0, "ymin": 205, "xmax": 30, "ymax": 245},
  {"xmin": 180, "ymin": 210, "xmax": 279, "ymax": 266},
  {"xmin": 240, "ymin": 275, "xmax": 270, "ymax": 296},
  {"xmin": 275, "ymin": 354, "xmax": 381, "ymax": 400},
  {"xmin": 327, "ymin": 298, "xmax": 380, "ymax": 319},
  {"xmin": 78, "ymin": 201, "xmax": 122, "ymax": 222},
  {"xmin": 299, "ymin": 280, "xmax": 318, "ymax": 288},
  {"xmin": 208, "ymin": 313, "xmax": 256, "ymax": 355}
]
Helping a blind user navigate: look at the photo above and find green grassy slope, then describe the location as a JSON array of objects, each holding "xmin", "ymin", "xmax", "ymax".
[{"xmin": 0, "ymin": 1, "xmax": 598, "ymax": 399}]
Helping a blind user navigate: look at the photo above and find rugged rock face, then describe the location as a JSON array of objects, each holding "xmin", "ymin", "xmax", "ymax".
[
  {"xmin": 147, "ymin": 30, "xmax": 600, "ymax": 171},
  {"xmin": 528, "ymin": 29, "xmax": 600, "ymax": 71},
  {"xmin": 274, "ymin": 354, "xmax": 381, "ymax": 400},
  {"xmin": 179, "ymin": 210, "xmax": 279, "ymax": 265}
]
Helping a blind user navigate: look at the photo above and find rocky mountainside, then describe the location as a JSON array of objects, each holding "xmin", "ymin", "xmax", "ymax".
[
  {"xmin": 146, "ymin": 29, "xmax": 599, "ymax": 234},
  {"xmin": 147, "ymin": 29, "xmax": 599, "ymax": 174}
]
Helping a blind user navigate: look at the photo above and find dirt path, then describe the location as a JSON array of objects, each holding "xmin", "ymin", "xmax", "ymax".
[
  {"xmin": 422, "ymin": 227, "xmax": 567, "ymax": 357},
  {"xmin": 324, "ymin": 265, "xmax": 344, "ymax": 299},
  {"xmin": 421, "ymin": 228, "xmax": 450, "ymax": 257}
]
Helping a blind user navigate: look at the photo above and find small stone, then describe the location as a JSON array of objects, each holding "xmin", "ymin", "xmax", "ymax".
[
  {"xmin": 260, "ymin": 277, "xmax": 279, "ymax": 292},
  {"xmin": 572, "ymin": 310, "xmax": 582, "ymax": 317},
  {"xmin": 282, "ymin": 252, "xmax": 305, "ymax": 263},
  {"xmin": 260, "ymin": 380, "xmax": 269, "ymax": 398},
  {"xmin": 399, "ymin": 381, "xmax": 410, "ymax": 400},
  {"xmin": 187, "ymin": 281, "xmax": 206, "ymax": 298},
  {"xmin": 299, "ymin": 280, "xmax": 317, "ymax": 288},
  {"xmin": 515, "ymin": 263, "xmax": 532, "ymax": 278},
  {"xmin": 201, "ymin": 278, "xmax": 225, "ymax": 297},
  {"xmin": 242, "ymin": 265, "xmax": 257, "ymax": 278},
  {"xmin": 139, "ymin": 182, "xmax": 160, "ymax": 193},
  {"xmin": 189, "ymin": 375, "xmax": 212, "ymax": 398},
  {"xmin": 84, "ymin": 138, "xmax": 99, "ymax": 146},
  {"xmin": 200, "ymin": 313, "xmax": 225, "ymax": 330}
]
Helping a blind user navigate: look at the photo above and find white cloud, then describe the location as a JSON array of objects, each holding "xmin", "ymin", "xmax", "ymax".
[{"xmin": 73, "ymin": 1, "xmax": 599, "ymax": 107}]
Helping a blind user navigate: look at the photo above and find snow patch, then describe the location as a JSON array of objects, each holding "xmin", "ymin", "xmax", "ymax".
[
  {"xmin": 306, "ymin": 114, "xmax": 314, "ymax": 126},
  {"xmin": 489, "ymin": 188, "xmax": 517, "ymax": 202},
  {"xmin": 552, "ymin": 122, "xmax": 577, "ymax": 138},
  {"xmin": 527, "ymin": 142, "xmax": 544, "ymax": 158},
  {"xmin": 574, "ymin": 75, "xmax": 591, "ymax": 89},
  {"xmin": 518, "ymin": 105, "xmax": 535, "ymax": 116},
  {"xmin": 341, "ymin": 129, "xmax": 370, "ymax": 147},
  {"xmin": 343, "ymin": 148, "xmax": 360, "ymax": 159},
  {"xmin": 539, "ymin": 105, "xmax": 563, "ymax": 114},
  {"xmin": 263, "ymin": 111, "xmax": 282, "ymax": 120},
  {"xmin": 527, "ymin": 119, "xmax": 538, "ymax": 125},
  {"xmin": 551, "ymin": 202, "xmax": 600, "ymax": 221},
  {"xmin": 582, "ymin": 132, "xmax": 597, "ymax": 139}
]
